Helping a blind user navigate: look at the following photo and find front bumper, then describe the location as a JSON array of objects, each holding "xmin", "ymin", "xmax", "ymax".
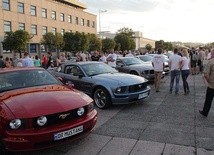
[
  {"xmin": 3, "ymin": 110, "xmax": 97, "ymax": 152},
  {"xmin": 111, "ymin": 86, "xmax": 151, "ymax": 104}
]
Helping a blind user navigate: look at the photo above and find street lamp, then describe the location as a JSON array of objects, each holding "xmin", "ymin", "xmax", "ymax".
[{"xmin": 99, "ymin": 9, "xmax": 107, "ymax": 37}]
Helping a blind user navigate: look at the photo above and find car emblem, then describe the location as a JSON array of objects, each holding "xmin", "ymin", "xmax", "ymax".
[
  {"xmin": 59, "ymin": 113, "xmax": 70, "ymax": 119},
  {"xmin": 138, "ymin": 84, "xmax": 142, "ymax": 88}
]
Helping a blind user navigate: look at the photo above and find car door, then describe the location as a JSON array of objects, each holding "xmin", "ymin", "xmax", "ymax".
[
  {"xmin": 63, "ymin": 65, "xmax": 94, "ymax": 96},
  {"xmin": 116, "ymin": 59, "xmax": 130, "ymax": 73}
]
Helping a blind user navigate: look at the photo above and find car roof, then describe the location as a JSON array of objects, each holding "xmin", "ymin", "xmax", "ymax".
[
  {"xmin": 64, "ymin": 61, "xmax": 103, "ymax": 65},
  {"xmin": 0, "ymin": 67, "xmax": 45, "ymax": 73}
]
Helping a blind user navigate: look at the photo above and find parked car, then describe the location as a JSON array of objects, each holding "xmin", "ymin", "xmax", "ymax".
[
  {"xmin": 0, "ymin": 67, "xmax": 97, "ymax": 154},
  {"xmin": 50, "ymin": 61, "xmax": 151, "ymax": 109},
  {"xmin": 136, "ymin": 54, "xmax": 170, "ymax": 74},
  {"xmin": 116, "ymin": 57, "xmax": 164, "ymax": 81}
]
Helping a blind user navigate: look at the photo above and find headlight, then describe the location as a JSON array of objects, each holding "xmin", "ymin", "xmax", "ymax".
[
  {"xmin": 37, "ymin": 116, "xmax": 47, "ymax": 126},
  {"xmin": 116, "ymin": 87, "xmax": 122, "ymax": 93},
  {"xmin": 115, "ymin": 86, "xmax": 126, "ymax": 94},
  {"xmin": 9, "ymin": 119, "xmax": 21, "ymax": 129},
  {"xmin": 77, "ymin": 107, "xmax": 85, "ymax": 116},
  {"xmin": 88, "ymin": 102, "xmax": 94, "ymax": 112}
]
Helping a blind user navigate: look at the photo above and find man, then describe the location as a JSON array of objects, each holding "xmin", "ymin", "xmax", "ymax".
[
  {"xmin": 198, "ymin": 47, "xmax": 206, "ymax": 74},
  {"xmin": 199, "ymin": 49, "xmax": 214, "ymax": 117},
  {"xmin": 152, "ymin": 48, "xmax": 165, "ymax": 92},
  {"xmin": 106, "ymin": 49, "xmax": 117, "ymax": 68},
  {"xmin": 22, "ymin": 52, "xmax": 34, "ymax": 67},
  {"xmin": 169, "ymin": 48, "xmax": 182, "ymax": 95}
]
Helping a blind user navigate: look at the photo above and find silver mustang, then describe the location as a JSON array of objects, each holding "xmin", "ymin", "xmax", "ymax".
[
  {"xmin": 50, "ymin": 61, "xmax": 150, "ymax": 109},
  {"xmin": 116, "ymin": 57, "xmax": 164, "ymax": 81}
]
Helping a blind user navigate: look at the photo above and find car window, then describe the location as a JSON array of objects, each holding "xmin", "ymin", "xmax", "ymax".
[
  {"xmin": 65, "ymin": 66, "xmax": 82, "ymax": 76},
  {"xmin": 0, "ymin": 70, "xmax": 59, "ymax": 93},
  {"xmin": 116, "ymin": 59, "xmax": 124, "ymax": 66},
  {"xmin": 82, "ymin": 63, "xmax": 117, "ymax": 76}
]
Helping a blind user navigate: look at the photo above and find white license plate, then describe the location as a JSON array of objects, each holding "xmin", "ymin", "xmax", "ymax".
[
  {"xmin": 54, "ymin": 125, "xmax": 83, "ymax": 141},
  {"xmin": 138, "ymin": 92, "xmax": 148, "ymax": 99}
]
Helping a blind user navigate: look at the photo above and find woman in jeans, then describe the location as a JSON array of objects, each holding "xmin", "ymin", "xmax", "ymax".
[{"xmin": 181, "ymin": 49, "xmax": 190, "ymax": 95}]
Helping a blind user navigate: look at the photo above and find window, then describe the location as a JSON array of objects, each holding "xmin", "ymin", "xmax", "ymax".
[
  {"xmin": 51, "ymin": 11, "xmax": 56, "ymax": 20},
  {"xmin": 87, "ymin": 20, "xmax": 90, "ymax": 27},
  {"xmin": 61, "ymin": 29, "xmax": 65, "ymax": 35},
  {"xmin": 3, "ymin": 0, "xmax": 10, "ymax": 10},
  {"xmin": 52, "ymin": 27, "xmax": 57, "ymax": 35},
  {"xmin": 75, "ymin": 17, "xmax": 78, "ymax": 25},
  {"xmin": 60, "ymin": 13, "xmax": 64, "ymax": 21},
  {"xmin": 30, "ymin": 44, "xmax": 37, "ymax": 53},
  {"xmin": 18, "ymin": 23, "xmax": 25, "ymax": 30},
  {"xmin": 17, "ymin": 2, "xmax": 24, "ymax": 13},
  {"xmin": 42, "ymin": 8, "xmax": 47, "ymax": 18},
  {"xmin": 92, "ymin": 21, "xmax": 95, "ymax": 28},
  {"xmin": 42, "ymin": 26, "xmax": 47, "ymax": 35},
  {"xmin": 80, "ymin": 18, "xmax": 84, "ymax": 26},
  {"xmin": 68, "ymin": 15, "xmax": 72, "ymax": 23},
  {"xmin": 30, "ymin": 5, "xmax": 36, "ymax": 16},
  {"xmin": 4, "ymin": 21, "xmax": 11, "ymax": 32},
  {"xmin": 31, "ymin": 24, "xmax": 37, "ymax": 35}
]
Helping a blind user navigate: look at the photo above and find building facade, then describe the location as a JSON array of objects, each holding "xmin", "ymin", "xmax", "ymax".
[{"xmin": 0, "ymin": 0, "xmax": 97, "ymax": 58}]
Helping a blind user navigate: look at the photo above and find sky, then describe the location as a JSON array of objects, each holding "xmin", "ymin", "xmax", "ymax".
[{"xmin": 79, "ymin": 0, "xmax": 214, "ymax": 44}]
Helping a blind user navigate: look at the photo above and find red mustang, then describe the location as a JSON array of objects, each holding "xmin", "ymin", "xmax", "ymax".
[{"xmin": 0, "ymin": 67, "xmax": 97, "ymax": 154}]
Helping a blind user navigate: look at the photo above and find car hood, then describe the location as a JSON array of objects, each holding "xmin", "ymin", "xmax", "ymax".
[
  {"xmin": 129, "ymin": 63, "xmax": 153, "ymax": 70},
  {"xmin": 1, "ymin": 85, "xmax": 92, "ymax": 118},
  {"xmin": 93, "ymin": 72, "xmax": 148, "ymax": 85}
]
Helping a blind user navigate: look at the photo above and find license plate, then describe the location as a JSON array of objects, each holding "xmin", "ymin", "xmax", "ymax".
[
  {"xmin": 138, "ymin": 92, "xmax": 148, "ymax": 99},
  {"xmin": 54, "ymin": 125, "xmax": 83, "ymax": 141}
]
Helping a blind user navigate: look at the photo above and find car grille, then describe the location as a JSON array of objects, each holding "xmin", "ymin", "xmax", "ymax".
[
  {"xmin": 32, "ymin": 107, "xmax": 87, "ymax": 128},
  {"xmin": 129, "ymin": 83, "xmax": 147, "ymax": 93}
]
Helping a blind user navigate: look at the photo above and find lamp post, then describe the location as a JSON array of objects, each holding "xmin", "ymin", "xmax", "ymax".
[{"xmin": 99, "ymin": 9, "xmax": 107, "ymax": 38}]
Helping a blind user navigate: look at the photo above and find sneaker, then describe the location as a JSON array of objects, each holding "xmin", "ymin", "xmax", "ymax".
[
  {"xmin": 199, "ymin": 110, "xmax": 207, "ymax": 117},
  {"xmin": 175, "ymin": 92, "xmax": 179, "ymax": 95}
]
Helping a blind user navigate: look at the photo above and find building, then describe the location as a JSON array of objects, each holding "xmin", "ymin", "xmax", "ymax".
[{"xmin": 0, "ymin": 0, "xmax": 97, "ymax": 58}]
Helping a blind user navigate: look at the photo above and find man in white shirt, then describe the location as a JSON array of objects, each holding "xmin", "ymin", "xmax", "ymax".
[
  {"xmin": 152, "ymin": 49, "xmax": 165, "ymax": 92},
  {"xmin": 169, "ymin": 48, "xmax": 182, "ymax": 95},
  {"xmin": 22, "ymin": 52, "xmax": 34, "ymax": 67},
  {"xmin": 106, "ymin": 49, "xmax": 117, "ymax": 68}
]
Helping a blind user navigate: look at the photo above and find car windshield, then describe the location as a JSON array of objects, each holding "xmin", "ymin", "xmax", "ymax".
[
  {"xmin": 138, "ymin": 55, "xmax": 153, "ymax": 62},
  {"xmin": 0, "ymin": 70, "xmax": 59, "ymax": 93},
  {"xmin": 81, "ymin": 63, "xmax": 118, "ymax": 76},
  {"xmin": 123, "ymin": 57, "xmax": 143, "ymax": 65}
]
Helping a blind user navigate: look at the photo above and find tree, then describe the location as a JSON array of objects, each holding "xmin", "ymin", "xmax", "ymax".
[
  {"xmin": 2, "ymin": 30, "xmax": 31, "ymax": 57},
  {"xmin": 145, "ymin": 44, "xmax": 152, "ymax": 52},
  {"xmin": 114, "ymin": 27, "xmax": 135, "ymax": 51},
  {"xmin": 117, "ymin": 27, "xmax": 134, "ymax": 37},
  {"xmin": 114, "ymin": 33, "xmax": 130, "ymax": 51},
  {"xmin": 155, "ymin": 40, "xmax": 173, "ymax": 51},
  {"xmin": 41, "ymin": 32, "xmax": 64, "ymax": 56},
  {"xmin": 102, "ymin": 38, "xmax": 116, "ymax": 52},
  {"xmin": 88, "ymin": 34, "xmax": 102, "ymax": 51}
]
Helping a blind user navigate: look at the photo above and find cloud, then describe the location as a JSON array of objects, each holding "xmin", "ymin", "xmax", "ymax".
[
  {"xmin": 79, "ymin": 0, "xmax": 214, "ymax": 43},
  {"xmin": 80, "ymin": 0, "xmax": 159, "ymax": 13}
]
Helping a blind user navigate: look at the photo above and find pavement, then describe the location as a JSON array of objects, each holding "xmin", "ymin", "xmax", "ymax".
[{"xmin": 17, "ymin": 73, "xmax": 214, "ymax": 155}]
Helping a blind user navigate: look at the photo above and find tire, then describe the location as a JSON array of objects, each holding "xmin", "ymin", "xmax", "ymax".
[
  {"xmin": 130, "ymin": 71, "xmax": 138, "ymax": 75},
  {"xmin": 93, "ymin": 87, "xmax": 111, "ymax": 109}
]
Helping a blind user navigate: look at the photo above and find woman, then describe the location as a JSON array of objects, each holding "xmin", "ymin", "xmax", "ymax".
[
  {"xmin": 181, "ymin": 49, "xmax": 190, "ymax": 95},
  {"xmin": 34, "ymin": 55, "xmax": 41, "ymax": 67}
]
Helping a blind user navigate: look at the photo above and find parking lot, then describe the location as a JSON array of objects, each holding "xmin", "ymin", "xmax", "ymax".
[{"xmin": 14, "ymin": 74, "xmax": 214, "ymax": 155}]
